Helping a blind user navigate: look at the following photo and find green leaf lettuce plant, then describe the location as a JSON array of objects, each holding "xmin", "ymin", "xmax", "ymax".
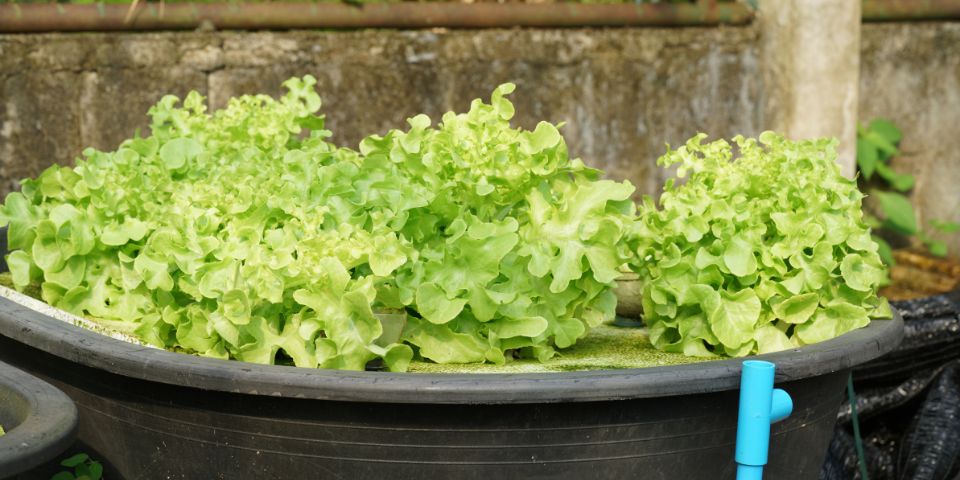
[
  {"xmin": 630, "ymin": 132, "xmax": 891, "ymax": 357},
  {"xmin": 0, "ymin": 78, "xmax": 635, "ymax": 371}
]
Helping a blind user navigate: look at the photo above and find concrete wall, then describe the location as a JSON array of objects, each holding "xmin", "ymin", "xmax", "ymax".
[
  {"xmin": 0, "ymin": 27, "xmax": 762, "ymax": 198},
  {"xmin": 0, "ymin": 24, "xmax": 957, "ymax": 251},
  {"xmin": 860, "ymin": 22, "xmax": 960, "ymax": 253}
]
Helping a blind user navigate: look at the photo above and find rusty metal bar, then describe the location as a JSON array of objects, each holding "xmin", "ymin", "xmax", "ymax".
[
  {"xmin": 0, "ymin": 2, "xmax": 753, "ymax": 33},
  {"xmin": 863, "ymin": 0, "xmax": 960, "ymax": 21}
]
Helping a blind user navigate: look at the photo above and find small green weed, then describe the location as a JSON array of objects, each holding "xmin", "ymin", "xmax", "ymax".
[
  {"xmin": 857, "ymin": 119, "xmax": 959, "ymax": 264},
  {"xmin": 50, "ymin": 453, "xmax": 103, "ymax": 480}
]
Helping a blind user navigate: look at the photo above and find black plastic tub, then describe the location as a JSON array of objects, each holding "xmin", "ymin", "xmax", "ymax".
[
  {"xmin": 0, "ymin": 360, "xmax": 77, "ymax": 479},
  {"xmin": 0, "ymin": 286, "xmax": 903, "ymax": 480}
]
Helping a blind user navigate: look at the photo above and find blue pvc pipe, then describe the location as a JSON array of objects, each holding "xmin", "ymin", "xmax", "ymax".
[
  {"xmin": 770, "ymin": 388, "xmax": 793, "ymax": 423},
  {"xmin": 735, "ymin": 360, "xmax": 793, "ymax": 480},
  {"xmin": 736, "ymin": 464, "xmax": 764, "ymax": 480}
]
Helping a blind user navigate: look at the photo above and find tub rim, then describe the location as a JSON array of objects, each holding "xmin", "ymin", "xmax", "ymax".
[{"xmin": 0, "ymin": 296, "xmax": 903, "ymax": 405}]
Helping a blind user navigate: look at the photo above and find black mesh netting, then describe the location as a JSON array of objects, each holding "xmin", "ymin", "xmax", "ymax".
[{"xmin": 820, "ymin": 291, "xmax": 960, "ymax": 480}]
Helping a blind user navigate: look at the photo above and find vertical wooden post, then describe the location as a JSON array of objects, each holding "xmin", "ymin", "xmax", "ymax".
[{"xmin": 758, "ymin": 0, "xmax": 861, "ymax": 178}]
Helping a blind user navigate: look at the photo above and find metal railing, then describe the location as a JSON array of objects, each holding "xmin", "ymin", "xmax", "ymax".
[{"xmin": 0, "ymin": 1, "xmax": 753, "ymax": 32}]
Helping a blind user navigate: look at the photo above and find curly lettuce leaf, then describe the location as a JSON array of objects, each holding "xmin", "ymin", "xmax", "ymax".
[{"xmin": 631, "ymin": 132, "xmax": 890, "ymax": 357}]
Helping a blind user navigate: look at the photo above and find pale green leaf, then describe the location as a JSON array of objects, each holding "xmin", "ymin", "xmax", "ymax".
[
  {"xmin": 754, "ymin": 325, "xmax": 794, "ymax": 354},
  {"xmin": 840, "ymin": 253, "xmax": 884, "ymax": 292},
  {"xmin": 159, "ymin": 138, "xmax": 203, "ymax": 170},
  {"xmin": 723, "ymin": 236, "xmax": 757, "ymax": 277},
  {"xmin": 487, "ymin": 316, "xmax": 549, "ymax": 339},
  {"xmin": 416, "ymin": 283, "xmax": 466, "ymax": 325},
  {"xmin": 402, "ymin": 316, "xmax": 486, "ymax": 364},
  {"xmin": 772, "ymin": 292, "xmax": 819, "ymax": 324},
  {"xmin": 711, "ymin": 289, "xmax": 761, "ymax": 350}
]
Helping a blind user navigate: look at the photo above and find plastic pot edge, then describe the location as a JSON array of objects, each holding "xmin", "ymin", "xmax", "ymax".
[{"xmin": 0, "ymin": 296, "xmax": 904, "ymax": 404}]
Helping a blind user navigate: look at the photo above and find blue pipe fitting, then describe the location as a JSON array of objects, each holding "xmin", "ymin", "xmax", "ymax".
[{"xmin": 735, "ymin": 360, "xmax": 793, "ymax": 480}]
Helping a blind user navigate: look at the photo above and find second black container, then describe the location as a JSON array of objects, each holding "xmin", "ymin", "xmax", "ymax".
[{"xmin": 0, "ymin": 359, "xmax": 77, "ymax": 479}]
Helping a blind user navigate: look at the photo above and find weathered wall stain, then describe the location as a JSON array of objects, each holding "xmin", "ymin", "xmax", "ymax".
[{"xmin": 0, "ymin": 27, "xmax": 761, "ymax": 199}]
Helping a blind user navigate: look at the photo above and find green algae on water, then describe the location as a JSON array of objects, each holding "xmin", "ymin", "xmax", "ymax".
[
  {"xmin": 407, "ymin": 322, "xmax": 714, "ymax": 373},
  {"xmin": 0, "ymin": 272, "xmax": 39, "ymax": 299}
]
